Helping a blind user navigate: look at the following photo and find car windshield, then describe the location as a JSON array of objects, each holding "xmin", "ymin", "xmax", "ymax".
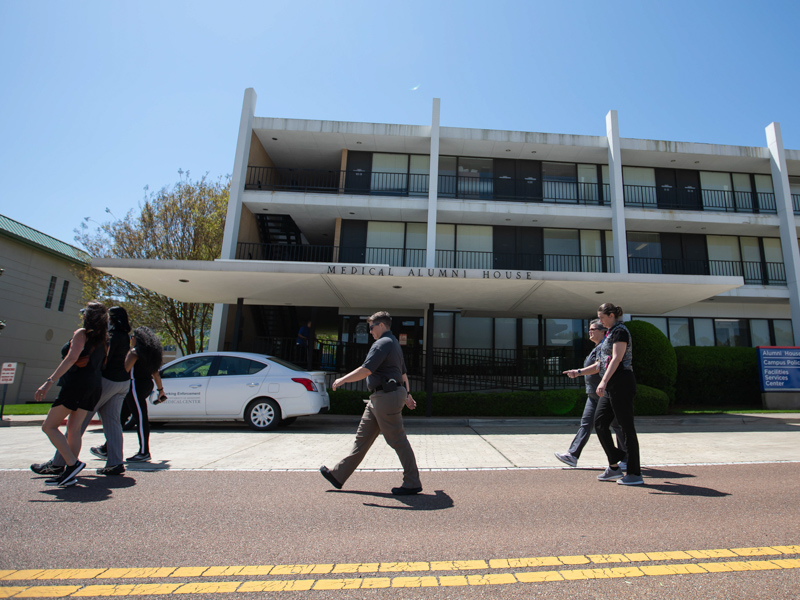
[{"xmin": 266, "ymin": 356, "xmax": 308, "ymax": 372}]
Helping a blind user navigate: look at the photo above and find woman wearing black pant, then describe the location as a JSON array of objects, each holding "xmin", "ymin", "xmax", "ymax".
[
  {"xmin": 124, "ymin": 326, "xmax": 166, "ymax": 463},
  {"xmin": 566, "ymin": 302, "xmax": 642, "ymax": 486}
]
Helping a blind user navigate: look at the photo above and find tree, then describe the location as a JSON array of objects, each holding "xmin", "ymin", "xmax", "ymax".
[{"xmin": 75, "ymin": 171, "xmax": 229, "ymax": 355}]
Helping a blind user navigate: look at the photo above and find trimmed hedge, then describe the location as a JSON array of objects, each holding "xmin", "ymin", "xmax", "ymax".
[
  {"xmin": 328, "ymin": 385, "xmax": 669, "ymax": 417},
  {"xmin": 674, "ymin": 346, "xmax": 760, "ymax": 406},
  {"xmin": 626, "ymin": 320, "xmax": 677, "ymax": 403}
]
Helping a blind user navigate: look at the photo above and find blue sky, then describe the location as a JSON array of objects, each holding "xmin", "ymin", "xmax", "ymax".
[{"xmin": 2, "ymin": 0, "xmax": 799, "ymax": 247}]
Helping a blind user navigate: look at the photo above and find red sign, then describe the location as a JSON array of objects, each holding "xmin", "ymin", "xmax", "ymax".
[
  {"xmin": 399, "ymin": 334, "xmax": 407, "ymax": 346},
  {"xmin": 0, "ymin": 363, "xmax": 16, "ymax": 385}
]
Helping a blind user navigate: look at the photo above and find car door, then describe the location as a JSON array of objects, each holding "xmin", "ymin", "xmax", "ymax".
[
  {"xmin": 154, "ymin": 355, "xmax": 217, "ymax": 417},
  {"xmin": 204, "ymin": 356, "xmax": 269, "ymax": 416}
]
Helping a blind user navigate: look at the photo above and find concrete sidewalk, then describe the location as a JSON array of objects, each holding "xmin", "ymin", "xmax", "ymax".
[{"xmin": 2, "ymin": 412, "xmax": 799, "ymax": 473}]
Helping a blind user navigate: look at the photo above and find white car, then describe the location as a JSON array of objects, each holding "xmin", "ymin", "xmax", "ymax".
[{"xmin": 148, "ymin": 352, "xmax": 330, "ymax": 431}]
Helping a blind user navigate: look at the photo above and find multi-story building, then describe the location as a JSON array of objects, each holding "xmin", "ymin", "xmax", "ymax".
[
  {"xmin": 94, "ymin": 88, "xmax": 800, "ymax": 392},
  {"xmin": 0, "ymin": 215, "xmax": 89, "ymax": 403}
]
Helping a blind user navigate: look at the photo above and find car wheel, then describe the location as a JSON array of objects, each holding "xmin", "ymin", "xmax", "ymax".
[
  {"xmin": 278, "ymin": 416, "xmax": 297, "ymax": 428},
  {"xmin": 122, "ymin": 412, "xmax": 137, "ymax": 431},
  {"xmin": 245, "ymin": 398, "xmax": 281, "ymax": 431}
]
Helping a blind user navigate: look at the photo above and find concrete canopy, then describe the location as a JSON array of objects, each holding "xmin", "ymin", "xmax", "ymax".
[{"xmin": 92, "ymin": 259, "xmax": 743, "ymax": 318}]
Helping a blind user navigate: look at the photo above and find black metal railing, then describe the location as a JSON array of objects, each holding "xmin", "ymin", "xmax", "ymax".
[
  {"xmin": 242, "ymin": 337, "xmax": 584, "ymax": 393},
  {"xmin": 624, "ymin": 184, "xmax": 777, "ymax": 214},
  {"xmin": 628, "ymin": 257, "xmax": 786, "ymax": 285},
  {"xmin": 246, "ymin": 167, "xmax": 796, "ymax": 215},
  {"xmin": 237, "ymin": 243, "xmax": 616, "ymax": 273}
]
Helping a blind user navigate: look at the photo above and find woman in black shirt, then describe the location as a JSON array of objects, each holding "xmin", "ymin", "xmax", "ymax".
[
  {"xmin": 34, "ymin": 301, "xmax": 108, "ymax": 487},
  {"xmin": 124, "ymin": 326, "xmax": 166, "ymax": 462},
  {"xmin": 566, "ymin": 302, "xmax": 642, "ymax": 486}
]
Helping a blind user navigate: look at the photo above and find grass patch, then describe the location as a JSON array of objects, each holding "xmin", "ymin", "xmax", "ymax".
[
  {"xmin": 1, "ymin": 403, "xmax": 51, "ymax": 415},
  {"xmin": 670, "ymin": 407, "xmax": 800, "ymax": 414}
]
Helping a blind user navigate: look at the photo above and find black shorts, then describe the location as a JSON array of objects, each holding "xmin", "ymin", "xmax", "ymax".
[{"xmin": 52, "ymin": 384, "xmax": 101, "ymax": 412}]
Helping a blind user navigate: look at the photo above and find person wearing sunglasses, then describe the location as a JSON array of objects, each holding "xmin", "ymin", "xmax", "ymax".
[
  {"xmin": 320, "ymin": 311, "xmax": 422, "ymax": 496},
  {"xmin": 557, "ymin": 319, "xmax": 626, "ymax": 469}
]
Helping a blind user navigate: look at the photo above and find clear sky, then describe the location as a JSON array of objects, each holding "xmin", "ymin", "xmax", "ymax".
[{"xmin": 2, "ymin": 0, "xmax": 799, "ymax": 247}]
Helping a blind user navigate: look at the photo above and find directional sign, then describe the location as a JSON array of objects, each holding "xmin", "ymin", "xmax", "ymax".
[{"xmin": 757, "ymin": 347, "xmax": 800, "ymax": 392}]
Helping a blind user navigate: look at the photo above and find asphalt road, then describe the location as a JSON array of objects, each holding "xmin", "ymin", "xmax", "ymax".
[{"xmin": 2, "ymin": 463, "xmax": 798, "ymax": 599}]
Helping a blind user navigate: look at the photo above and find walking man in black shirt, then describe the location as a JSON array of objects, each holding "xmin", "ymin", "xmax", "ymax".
[{"xmin": 320, "ymin": 311, "xmax": 422, "ymax": 495}]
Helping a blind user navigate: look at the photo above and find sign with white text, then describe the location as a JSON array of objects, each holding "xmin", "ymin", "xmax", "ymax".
[
  {"xmin": 0, "ymin": 363, "xmax": 17, "ymax": 385},
  {"xmin": 757, "ymin": 347, "xmax": 800, "ymax": 392}
]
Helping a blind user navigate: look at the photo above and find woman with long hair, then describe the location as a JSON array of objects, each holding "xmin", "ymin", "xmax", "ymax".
[
  {"xmin": 124, "ymin": 326, "xmax": 166, "ymax": 462},
  {"xmin": 31, "ymin": 306, "xmax": 133, "ymax": 477},
  {"xmin": 34, "ymin": 301, "xmax": 108, "ymax": 487},
  {"xmin": 566, "ymin": 302, "xmax": 642, "ymax": 486}
]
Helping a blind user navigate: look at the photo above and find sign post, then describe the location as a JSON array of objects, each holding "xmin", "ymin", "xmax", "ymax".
[{"xmin": 0, "ymin": 362, "xmax": 17, "ymax": 422}]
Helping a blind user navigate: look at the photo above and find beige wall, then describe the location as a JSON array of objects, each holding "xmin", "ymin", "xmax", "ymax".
[
  {"xmin": 237, "ymin": 207, "xmax": 260, "ymax": 245},
  {"xmin": 0, "ymin": 237, "xmax": 85, "ymax": 403},
  {"xmin": 248, "ymin": 132, "xmax": 275, "ymax": 168}
]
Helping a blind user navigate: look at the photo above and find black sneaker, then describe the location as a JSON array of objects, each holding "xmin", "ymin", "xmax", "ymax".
[
  {"xmin": 54, "ymin": 461, "xmax": 86, "ymax": 487},
  {"xmin": 90, "ymin": 446, "xmax": 108, "ymax": 459},
  {"xmin": 97, "ymin": 464, "xmax": 125, "ymax": 476},
  {"xmin": 391, "ymin": 486, "xmax": 422, "ymax": 496},
  {"xmin": 126, "ymin": 452, "xmax": 151, "ymax": 462},
  {"xmin": 31, "ymin": 461, "xmax": 64, "ymax": 476}
]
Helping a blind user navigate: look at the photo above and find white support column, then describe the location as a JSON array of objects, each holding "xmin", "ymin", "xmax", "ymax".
[
  {"xmin": 766, "ymin": 122, "xmax": 800, "ymax": 344},
  {"xmin": 221, "ymin": 87, "xmax": 257, "ymax": 260},
  {"xmin": 209, "ymin": 88, "xmax": 257, "ymax": 352},
  {"xmin": 606, "ymin": 110, "xmax": 628, "ymax": 274},
  {"xmin": 425, "ymin": 98, "xmax": 441, "ymax": 269}
]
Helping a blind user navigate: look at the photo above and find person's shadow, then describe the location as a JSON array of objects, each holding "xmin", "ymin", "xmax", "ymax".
[
  {"xmin": 327, "ymin": 489, "xmax": 454, "ymax": 511},
  {"xmin": 640, "ymin": 468, "xmax": 731, "ymax": 497},
  {"xmin": 30, "ymin": 474, "xmax": 137, "ymax": 503}
]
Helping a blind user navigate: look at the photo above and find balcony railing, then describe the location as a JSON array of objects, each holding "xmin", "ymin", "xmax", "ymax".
[
  {"xmin": 245, "ymin": 166, "xmax": 609, "ymax": 205},
  {"xmin": 623, "ymin": 184, "xmax": 777, "ymax": 214},
  {"xmin": 246, "ymin": 167, "xmax": 800, "ymax": 216},
  {"xmin": 628, "ymin": 257, "xmax": 786, "ymax": 285},
  {"xmin": 237, "ymin": 242, "xmax": 612, "ymax": 273}
]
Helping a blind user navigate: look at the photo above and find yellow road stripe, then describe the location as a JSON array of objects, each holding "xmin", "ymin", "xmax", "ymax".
[
  {"xmin": 2, "ymin": 558, "xmax": 800, "ymax": 597},
  {"xmin": 1, "ymin": 544, "xmax": 798, "ymax": 588}
]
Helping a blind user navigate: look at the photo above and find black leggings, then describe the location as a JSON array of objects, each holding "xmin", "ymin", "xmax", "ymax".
[
  {"xmin": 594, "ymin": 370, "xmax": 641, "ymax": 476},
  {"xmin": 125, "ymin": 377, "xmax": 154, "ymax": 455}
]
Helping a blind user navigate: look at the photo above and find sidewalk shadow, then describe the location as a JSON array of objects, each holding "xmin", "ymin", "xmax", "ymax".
[
  {"xmin": 30, "ymin": 474, "xmax": 136, "ymax": 503},
  {"xmin": 329, "ymin": 489, "xmax": 454, "ymax": 511},
  {"xmin": 641, "ymin": 467, "xmax": 695, "ymax": 479}
]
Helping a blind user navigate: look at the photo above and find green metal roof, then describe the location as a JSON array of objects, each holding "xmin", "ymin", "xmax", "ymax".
[{"xmin": 0, "ymin": 214, "xmax": 90, "ymax": 264}]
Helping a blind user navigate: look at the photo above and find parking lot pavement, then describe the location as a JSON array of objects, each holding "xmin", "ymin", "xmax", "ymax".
[{"xmin": 2, "ymin": 413, "xmax": 799, "ymax": 472}]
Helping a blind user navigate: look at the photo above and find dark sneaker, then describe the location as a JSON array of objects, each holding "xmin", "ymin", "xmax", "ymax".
[
  {"xmin": 319, "ymin": 466, "xmax": 342, "ymax": 489},
  {"xmin": 554, "ymin": 452, "xmax": 578, "ymax": 468},
  {"xmin": 391, "ymin": 486, "xmax": 422, "ymax": 496},
  {"xmin": 126, "ymin": 452, "xmax": 151, "ymax": 462},
  {"xmin": 90, "ymin": 446, "xmax": 108, "ymax": 459},
  {"xmin": 97, "ymin": 464, "xmax": 125, "ymax": 476},
  {"xmin": 58, "ymin": 461, "xmax": 86, "ymax": 486},
  {"xmin": 31, "ymin": 461, "xmax": 64, "ymax": 476},
  {"xmin": 618, "ymin": 460, "xmax": 628, "ymax": 471},
  {"xmin": 46, "ymin": 461, "xmax": 85, "ymax": 486},
  {"xmin": 617, "ymin": 474, "xmax": 644, "ymax": 486},
  {"xmin": 597, "ymin": 466, "xmax": 624, "ymax": 481}
]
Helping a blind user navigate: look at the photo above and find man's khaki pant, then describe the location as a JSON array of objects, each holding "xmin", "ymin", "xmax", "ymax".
[{"xmin": 329, "ymin": 387, "xmax": 421, "ymax": 489}]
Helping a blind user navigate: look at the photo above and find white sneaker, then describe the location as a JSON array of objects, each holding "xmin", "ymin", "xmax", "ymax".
[
  {"xmin": 597, "ymin": 466, "xmax": 624, "ymax": 481},
  {"xmin": 554, "ymin": 452, "xmax": 578, "ymax": 468}
]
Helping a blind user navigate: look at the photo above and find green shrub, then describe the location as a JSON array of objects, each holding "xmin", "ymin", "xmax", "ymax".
[
  {"xmin": 634, "ymin": 384, "xmax": 670, "ymax": 416},
  {"xmin": 328, "ymin": 386, "xmax": 669, "ymax": 417},
  {"xmin": 626, "ymin": 320, "xmax": 677, "ymax": 403},
  {"xmin": 674, "ymin": 346, "xmax": 760, "ymax": 406}
]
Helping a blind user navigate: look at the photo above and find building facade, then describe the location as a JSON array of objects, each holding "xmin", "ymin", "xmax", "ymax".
[
  {"xmin": 0, "ymin": 215, "xmax": 89, "ymax": 403},
  {"xmin": 94, "ymin": 89, "xmax": 800, "ymax": 392}
]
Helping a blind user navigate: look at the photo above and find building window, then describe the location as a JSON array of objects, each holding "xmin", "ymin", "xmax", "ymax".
[
  {"xmin": 714, "ymin": 319, "xmax": 750, "ymax": 347},
  {"xmin": 773, "ymin": 320, "xmax": 794, "ymax": 346},
  {"xmin": 45, "ymin": 276, "xmax": 57, "ymax": 309},
  {"xmin": 627, "ymin": 232, "xmax": 662, "ymax": 274},
  {"xmin": 57, "ymin": 280, "xmax": 70, "ymax": 312},
  {"xmin": 542, "ymin": 162, "xmax": 577, "ymax": 202}
]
